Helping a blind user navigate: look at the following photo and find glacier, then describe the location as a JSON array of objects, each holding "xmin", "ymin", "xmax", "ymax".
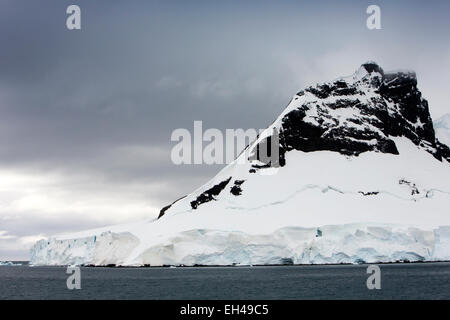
[{"xmin": 30, "ymin": 224, "xmax": 450, "ymax": 266}]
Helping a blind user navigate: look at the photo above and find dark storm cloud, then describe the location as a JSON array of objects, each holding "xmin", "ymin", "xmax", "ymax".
[
  {"xmin": 0, "ymin": 1, "xmax": 292, "ymax": 173},
  {"xmin": 1, "ymin": 0, "xmax": 450, "ymax": 259}
]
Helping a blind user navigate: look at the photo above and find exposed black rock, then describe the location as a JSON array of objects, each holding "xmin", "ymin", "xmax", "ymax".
[
  {"xmin": 249, "ymin": 127, "xmax": 285, "ymax": 167},
  {"xmin": 251, "ymin": 162, "xmax": 272, "ymax": 169},
  {"xmin": 230, "ymin": 180, "xmax": 245, "ymax": 196},
  {"xmin": 359, "ymin": 191, "xmax": 380, "ymax": 196},
  {"xmin": 190, "ymin": 177, "xmax": 232, "ymax": 209},
  {"xmin": 399, "ymin": 179, "xmax": 419, "ymax": 195},
  {"xmin": 158, "ymin": 196, "xmax": 186, "ymax": 219},
  {"xmin": 278, "ymin": 105, "xmax": 399, "ymax": 158},
  {"xmin": 436, "ymin": 141, "xmax": 450, "ymax": 162},
  {"xmin": 361, "ymin": 61, "xmax": 384, "ymax": 75}
]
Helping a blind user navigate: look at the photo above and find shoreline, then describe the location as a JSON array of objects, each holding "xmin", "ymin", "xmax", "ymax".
[{"xmin": 19, "ymin": 260, "xmax": 450, "ymax": 268}]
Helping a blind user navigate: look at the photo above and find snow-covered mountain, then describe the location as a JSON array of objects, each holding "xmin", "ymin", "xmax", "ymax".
[
  {"xmin": 30, "ymin": 62, "xmax": 450, "ymax": 266},
  {"xmin": 435, "ymin": 113, "xmax": 450, "ymax": 147}
]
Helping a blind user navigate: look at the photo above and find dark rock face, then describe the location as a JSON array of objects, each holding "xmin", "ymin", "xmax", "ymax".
[
  {"xmin": 359, "ymin": 191, "xmax": 380, "ymax": 196},
  {"xmin": 190, "ymin": 177, "xmax": 232, "ymax": 209},
  {"xmin": 158, "ymin": 196, "xmax": 186, "ymax": 219},
  {"xmin": 278, "ymin": 104, "xmax": 399, "ymax": 157},
  {"xmin": 251, "ymin": 62, "xmax": 450, "ymax": 168},
  {"xmin": 249, "ymin": 128, "xmax": 285, "ymax": 167},
  {"xmin": 399, "ymin": 179, "xmax": 420, "ymax": 195},
  {"xmin": 230, "ymin": 180, "xmax": 245, "ymax": 196},
  {"xmin": 437, "ymin": 141, "xmax": 450, "ymax": 162},
  {"xmin": 361, "ymin": 61, "xmax": 384, "ymax": 75}
]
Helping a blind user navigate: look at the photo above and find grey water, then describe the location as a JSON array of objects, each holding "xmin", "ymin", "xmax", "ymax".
[{"xmin": 1, "ymin": 262, "xmax": 449, "ymax": 300}]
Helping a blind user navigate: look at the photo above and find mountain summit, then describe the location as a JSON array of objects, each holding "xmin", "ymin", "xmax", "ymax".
[
  {"xmin": 158, "ymin": 62, "xmax": 449, "ymax": 217},
  {"xmin": 252, "ymin": 61, "xmax": 449, "ymax": 170},
  {"xmin": 31, "ymin": 63, "xmax": 450, "ymax": 266}
]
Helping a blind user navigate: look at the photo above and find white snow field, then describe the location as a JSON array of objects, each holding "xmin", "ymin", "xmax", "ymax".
[{"xmin": 30, "ymin": 64, "xmax": 450, "ymax": 266}]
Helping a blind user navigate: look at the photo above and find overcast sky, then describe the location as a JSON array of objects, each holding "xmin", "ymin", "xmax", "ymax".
[{"xmin": 1, "ymin": 0, "xmax": 449, "ymax": 260}]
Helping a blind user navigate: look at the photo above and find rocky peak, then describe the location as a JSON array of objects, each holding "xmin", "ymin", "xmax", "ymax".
[
  {"xmin": 354, "ymin": 61, "xmax": 385, "ymax": 86},
  {"xmin": 360, "ymin": 61, "xmax": 385, "ymax": 75},
  {"xmin": 250, "ymin": 62, "xmax": 450, "ymax": 169}
]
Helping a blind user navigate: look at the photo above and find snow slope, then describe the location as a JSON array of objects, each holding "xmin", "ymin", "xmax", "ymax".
[{"xmin": 30, "ymin": 63, "xmax": 450, "ymax": 266}]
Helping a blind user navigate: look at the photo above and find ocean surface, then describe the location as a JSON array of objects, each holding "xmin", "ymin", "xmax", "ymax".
[{"xmin": 1, "ymin": 262, "xmax": 449, "ymax": 300}]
